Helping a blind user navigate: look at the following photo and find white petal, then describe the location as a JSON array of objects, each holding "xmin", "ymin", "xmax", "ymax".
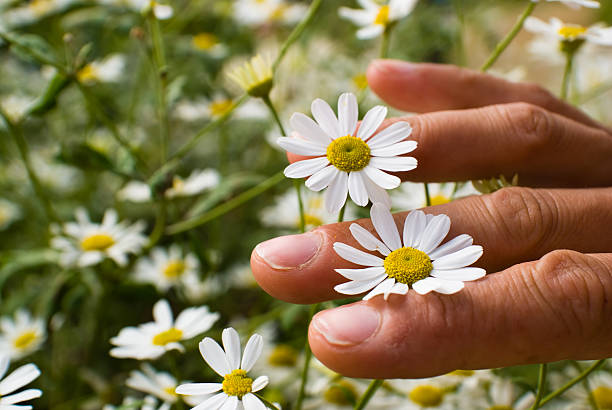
[
  {"xmin": 363, "ymin": 278, "xmax": 395, "ymax": 300},
  {"xmin": 1, "ymin": 389, "xmax": 42, "ymax": 404},
  {"xmin": 324, "ymin": 171, "xmax": 348, "ymax": 214},
  {"xmin": 338, "ymin": 7, "xmax": 374, "ymax": 25},
  {"xmin": 431, "ymin": 267, "xmax": 486, "ymax": 281},
  {"xmin": 290, "ymin": 112, "xmax": 332, "ymax": 145},
  {"xmin": 363, "ymin": 166, "xmax": 401, "ymax": 189},
  {"xmin": 284, "ymin": 157, "xmax": 329, "ymax": 178},
  {"xmin": 349, "ymin": 224, "xmax": 391, "ymax": 255},
  {"xmin": 222, "ymin": 328, "xmax": 241, "ymax": 370},
  {"xmin": 370, "ymin": 140, "xmax": 417, "ymax": 157},
  {"xmin": 193, "ymin": 393, "xmax": 228, "ymax": 410},
  {"xmin": 334, "ymin": 275, "xmax": 387, "ymax": 295},
  {"xmin": 306, "ymin": 166, "xmax": 337, "ymax": 192},
  {"xmin": 241, "ymin": 334, "xmax": 263, "ymax": 372},
  {"xmin": 337, "ymin": 93, "xmax": 358, "ymax": 137},
  {"xmin": 428, "ymin": 234, "xmax": 473, "ymax": 260},
  {"xmin": 362, "ymin": 174, "xmax": 392, "ymax": 208},
  {"xmin": 311, "ymin": 98, "xmax": 340, "ymax": 139},
  {"xmin": 335, "ymin": 266, "xmax": 386, "ymax": 281},
  {"xmin": 333, "ymin": 242, "xmax": 384, "ymax": 266},
  {"xmin": 277, "ymin": 137, "xmax": 327, "ymax": 156},
  {"xmin": 220, "ymin": 396, "xmax": 239, "ymax": 410},
  {"xmin": 199, "ymin": 338, "xmax": 231, "ymax": 377},
  {"xmin": 242, "ymin": 393, "xmax": 266, "ymax": 410},
  {"xmin": 153, "ymin": 299, "xmax": 174, "ymax": 328},
  {"xmin": 369, "ymin": 156, "xmax": 417, "ymax": 172},
  {"xmin": 252, "ymin": 375, "xmax": 269, "ymax": 392},
  {"xmin": 357, "ymin": 106, "xmax": 387, "ymax": 140},
  {"xmin": 390, "ymin": 282, "xmax": 409, "ymax": 295},
  {"xmin": 0, "ymin": 356, "xmax": 9, "ymax": 380},
  {"xmin": 411, "ymin": 277, "xmax": 439, "ymax": 295},
  {"xmin": 431, "ymin": 279, "xmax": 465, "ymax": 294},
  {"xmin": 418, "ymin": 214, "xmax": 451, "ymax": 254},
  {"xmin": 176, "ymin": 383, "xmax": 223, "ymax": 395},
  {"xmin": 0, "ymin": 364, "xmax": 40, "ymax": 395},
  {"xmin": 402, "ymin": 210, "xmax": 427, "ymax": 249},
  {"xmin": 347, "ymin": 171, "xmax": 368, "ymax": 206},
  {"xmin": 356, "ymin": 25, "xmax": 384, "ymax": 39},
  {"xmin": 371, "ymin": 203, "xmax": 402, "ymax": 250},
  {"xmin": 366, "ymin": 121, "xmax": 412, "ymax": 148},
  {"xmin": 432, "ymin": 245, "xmax": 483, "ymax": 270}
]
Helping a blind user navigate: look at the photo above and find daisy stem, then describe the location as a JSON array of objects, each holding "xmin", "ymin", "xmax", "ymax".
[
  {"xmin": 530, "ymin": 363, "xmax": 548, "ymax": 410},
  {"xmin": 561, "ymin": 50, "xmax": 576, "ymax": 101},
  {"xmin": 480, "ymin": 2, "xmax": 536, "ymax": 72},
  {"xmin": 295, "ymin": 303, "xmax": 320, "ymax": 410},
  {"xmin": 254, "ymin": 393, "xmax": 281, "ymax": 410},
  {"xmin": 295, "ymin": 180, "xmax": 306, "ymax": 233},
  {"xmin": 424, "ymin": 183, "xmax": 432, "ymax": 207},
  {"xmin": 380, "ymin": 25, "xmax": 393, "ymax": 59},
  {"xmin": 539, "ymin": 359, "xmax": 607, "ymax": 407},
  {"xmin": 147, "ymin": 199, "xmax": 167, "ymax": 249},
  {"xmin": 354, "ymin": 379, "xmax": 384, "ymax": 410},
  {"xmin": 338, "ymin": 203, "xmax": 347, "ymax": 222},
  {"xmin": 262, "ymin": 95, "xmax": 287, "ymax": 137}
]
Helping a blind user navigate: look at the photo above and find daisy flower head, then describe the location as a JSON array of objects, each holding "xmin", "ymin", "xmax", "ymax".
[
  {"xmin": 556, "ymin": 370, "xmax": 612, "ymax": 409},
  {"xmin": 333, "ymin": 203, "xmax": 486, "ymax": 299},
  {"xmin": 0, "ymin": 355, "xmax": 42, "ymax": 408},
  {"xmin": 50, "ymin": 208, "xmax": 147, "ymax": 267},
  {"xmin": 0, "ymin": 309, "xmax": 46, "ymax": 361},
  {"xmin": 176, "ymin": 327, "xmax": 270, "ymax": 410},
  {"xmin": 233, "ymin": 0, "xmax": 306, "ymax": 27},
  {"xmin": 456, "ymin": 376, "xmax": 534, "ymax": 410},
  {"xmin": 127, "ymin": 364, "xmax": 180, "ymax": 404},
  {"xmin": 132, "ymin": 245, "xmax": 200, "ymax": 293},
  {"xmin": 109, "ymin": 299, "xmax": 220, "ymax": 360},
  {"xmin": 524, "ymin": 17, "xmax": 612, "ymax": 54},
  {"xmin": 339, "ymin": 0, "xmax": 418, "ymax": 40},
  {"xmin": 278, "ymin": 93, "xmax": 417, "ymax": 214},
  {"xmin": 77, "ymin": 54, "xmax": 125, "ymax": 85},
  {"xmin": 531, "ymin": 0, "xmax": 600, "ymax": 9},
  {"xmin": 227, "ymin": 55, "xmax": 274, "ymax": 98}
]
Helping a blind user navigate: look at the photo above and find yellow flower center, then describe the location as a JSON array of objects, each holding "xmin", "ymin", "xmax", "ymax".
[
  {"xmin": 488, "ymin": 406, "xmax": 513, "ymax": 410},
  {"xmin": 384, "ymin": 247, "xmax": 433, "ymax": 286},
  {"xmin": 447, "ymin": 369, "xmax": 475, "ymax": 377},
  {"xmin": 77, "ymin": 64, "xmax": 98, "ymax": 83},
  {"xmin": 30, "ymin": 0, "xmax": 52, "ymax": 16},
  {"xmin": 558, "ymin": 25, "xmax": 587, "ymax": 40},
  {"xmin": 152, "ymin": 327, "xmax": 183, "ymax": 346},
  {"xmin": 592, "ymin": 386, "xmax": 612, "ymax": 409},
  {"xmin": 14, "ymin": 331, "xmax": 37, "ymax": 350},
  {"xmin": 267, "ymin": 345, "xmax": 298, "ymax": 367},
  {"xmin": 430, "ymin": 194, "xmax": 451, "ymax": 206},
  {"xmin": 323, "ymin": 380, "xmax": 358, "ymax": 405},
  {"xmin": 374, "ymin": 5, "xmax": 390, "ymax": 25},
  {"xmin": 352, "ymin": 73, "xmax": 368, "ymax": 91},
  {"xmin": 163, "ymin": 260, "xmax": 186, "ymax": 278},
  {"xmin": 326, "ymin": 135, "xmax": 371, "ymax": 172},
  {"xmin": 0, "ymin": 208, "xmax": 8, "ymax": 225},
  {"xmin": 299, "ymin": 214, "xmax": 323, "ymax": 228},
  {"xmin": 222, "ymin": 369, "xmax": 253, "ymax": 398},
  {"xmin": 209, "ymin": 99, "xmax": 234, "ymax": 118},
  {"xmin": 163, "ymin": 386, "xmax": 177, "ymax": 397},
  {"xmin": 270, "ymin": 5, "xmax": 288, "ymax": 21},
  {"xmin": 172, "ymin": 176, "xmax": 184, "ymax": 192},
  {"xmin": 192, "ymin": 33, "xmax": 218, "ymax": 50},
  {"xmin": 409, "ymin": 385, "xmax": 444, "ymax": 408},
  {"xmin": 81, "ymin": 233, "xmax": 115, "ymax": 251}
]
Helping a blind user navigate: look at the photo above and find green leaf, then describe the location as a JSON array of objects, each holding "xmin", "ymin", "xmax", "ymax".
[
  {"xmin": 56, "ymin": 142, "xmax": 116, "ymax": 172},
  {"xmin": 0, "ymin": 249, "xmax": 58, "ymax": 294},
  {"xmin": 2, "ymin": 32, "xmax": 61, "ymax": 67}
]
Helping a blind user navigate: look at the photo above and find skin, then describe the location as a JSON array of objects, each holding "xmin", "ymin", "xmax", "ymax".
[{"xmin": 250, "ymin": 59, "xmax": 612, "ymax": 379}]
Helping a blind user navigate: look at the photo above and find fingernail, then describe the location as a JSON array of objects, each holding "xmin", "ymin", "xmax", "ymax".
[
  {"xmin": 254, "ymin": 231, "xmax": 322, "ymax": 270},
  {"xmin": 312, "ymin": 305, "xmax": 380, "ymax": 346}
]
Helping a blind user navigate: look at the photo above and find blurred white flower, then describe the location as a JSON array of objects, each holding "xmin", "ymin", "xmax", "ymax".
[
  {"xmin": 104, "ymin": 395, "xmax": 169, "ymax": 410},
  {"xmin": 2, "ymin": 0, "xmax": 74, "ymax": 27},
  {"xmin": 386, "ymin": 375, "xmax": 459, "ymax": 409},
  {"xmin": 525, "ymin": 17, "xmax": 612, "ymax": 46},
  {"xmin": 50, "ymin": 208, "xmax": 147, "ymax": 267},
  {"xmin": 191, "ymin": 32, "xmax": 228, "ymax": 58},
  {"xmin": 233, "ymin": 0, "xmax": 306, "ymax": 27},
  {"xmin": 391, "ymin": 182, "xmax": 479, "ymax": 211},
  {"xmin": 551, "ymin": 368, "xmax": 612, "ymax": 410},
  {"xmin": 117, "ymin": 169, "xmax": 220, "ymax": 202},
  {"xmin": 174, "ymin": 97, "xmax": 267, "ymax": 122},
  {"xmin": 575, "ymin": 47, "xmax": 612, "ymax": 93},
  {"xmin": 0, "ymin": 94, "xmax": 33, "ymax": 123},
  {"xmin": 132, "ymin": 245, "xmax": 201, "ymax": 293},
  {"xmin": 228, "ymin": 55, "xmax": 274, "ymax": 98},
  {"xmin": 77, "ymin": 54, "xmax": 126, "ymax": 85},
  {"xmin": 339, "ymin": 0, "xmax": 418, "ymax": 39},
  {"xmin": 0, "ymin": 309, "xmax": 45, "ymax": 361},
  {"xmin": 456, "ymin": 376, "xmax": 534, "ymax": 410},
  {"xmin": 98, "ymin": 0, "xmax": 173, "ymax": 19},
  {"xmin": 110, "ymin": 299, "xmax": 220, "ymax": 360},
  {"xmin": 0, "ymin": 199, "xmax": 21, "ymax": 231},
  {"xmin": 531, "ymin": 0, "xmax": 600, "ymax": 8},
  {"xmin": 0, "ymin": 355, "xmax": 42, "ymax": 408}
]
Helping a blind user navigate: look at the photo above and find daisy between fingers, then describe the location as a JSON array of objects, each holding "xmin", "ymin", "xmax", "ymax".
[
  {"xmin": 333, "ymin": 203, "xmax": 486, "ymax": 300},
  {"xmin": 278, "ymin": 92, "xmax": 417, "ymax": 214},
  {"xmin": 176, "ymin": 327, "xmax": 270, "ymax": 410}
]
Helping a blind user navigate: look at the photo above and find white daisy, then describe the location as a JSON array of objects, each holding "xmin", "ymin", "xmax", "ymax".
[
  {"xmin": 191, "ymin": 33, "xmax": 227, "ymax": 58},
  {"xmin": 457, "ymin": 376, "xmax": 534, "ymax": 410},
  {"xmin": 2, "ymin": 0, "xmax": 74, "ymax": 27},
  {"xmin": 0, "ymin": 309, "xmax": 46, "ymax": 361},
  {"xmin": 278, "ymin": 92, "xmax": 417, "ymax": 214},
  {"xmin": 227, "ymin": 55, "xmax": 274, "ymax": 98},
  {"xmin": 339, "ymin": 0, "xmax": 418, "ymax": 40},
  {"xmin": 233, "ymin": 0, "xmax": 306, "ymax": 27},
  {"xmin": 175, "ymin": 327, "xmax": 270, "ymax": 410},
  {"xmin": 98, "ymin": 0, "xmax": 173, "ymax": 20},
  {"xmin": 531, "ymin": 0, "xmax": 600, "ymax": 9},
  {"xmin": 77, "ymin": 54, "xmax": 126, "ymax": 85},
  {"xmin": 174, "ymin": 97, "xmax": 267, "ymax": 122},
  {"xmin": 333, "ymin": 203, "xmax": 486, "ymax": 299},
  {"xmin": 0, "ymin": 355, "xmax": 42, "ymax": 409},
  {"xmin": 117, "ymin": 169, "xmax": 219, "ymax": 202},
  {"xmin": 0, "ymin": 95, "xmax": 33, "ymax": 123},
  {"xmin": 386, "ymin": 375, "xmax": 459, "ymax": 409},
  {"xmin": 552, "ymin": 369, "xmax": 612, "ymax": 410},
  {"xmin": 109, "ymin": 299, "xmax": 220, "ymax": 360},
  {"xmin": 132, "ymin": 245, "xmax": 201, "ymax": 293},
  {"xmin": 524, "ymin": 17, "xmax": 612, "ymax": 47},
  {"xmin": 0, "ymin": 199, "xmax": 21, "ymax": 231},
  {"xmin": 104, "ymin": 395, "xmax": 169, "ymax": 410},
  {"xmin": 50, "ymin": 208, "xmax": 147, "ymax": 267},
  {"xmin": 391, "ymin": 182, "xmax": 479, "ymax": 211}
]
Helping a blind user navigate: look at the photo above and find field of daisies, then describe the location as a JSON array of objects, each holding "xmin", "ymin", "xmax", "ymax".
[{"xmin": 1, "ymin": 0, "xmax": 612, "ymax": 409}]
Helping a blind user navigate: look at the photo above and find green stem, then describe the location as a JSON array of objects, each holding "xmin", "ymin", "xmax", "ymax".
[
  {"xmin": 0, "ymin": 32, "xmax": 67, "ymax": 73},
  {"xmin": 338, "ymin": 203, "xmax": 347, "ymax": 222},
  {"xmin": 380, "ymin": 25, "xmax": 393, "ymax": 59},
  {"xmin": 147, "ymin": 199, "xmax": 167, "ymax": 249},
  {"xmin": 254, "ymin": 394, "xmax": 281, "ymax": 410},
  {"xmin": 295, "ymin": 303, "xmax": 319, "ymax": 410},
  {"xmin": 424, "ymin": 183, "xmax": 432, "ymax": 207},
  {"xmin": 561, "ymin": 50, "xmax": 575, "ymax": 101},
  {"xmin": 166, "ymin": 171, "xmax": 285, "ymax": 234},
  {"xmin": 354, "ymin": 379, "xmax": 384, "ymax": 410},
  {"xmin": 539, "ymin": 359, "xmax": 607, "ymax": 407},
  {"xmin": 530, "ymin": 363, "xmax": 548, "ymax": 410},
  {"xmin": 295, "ymin": 180, "xmax": 306, "ymax": 233},
  {"xmin": 148, "ymin": 12, "xmax": 170, "ymax": 163},
  {"xmin": 262, "ymin": 95, "xmax": 286, "ymax": 136},
  {"xmin": 480, "ymin": 2, "xmax": 536, "ymax": 72}
]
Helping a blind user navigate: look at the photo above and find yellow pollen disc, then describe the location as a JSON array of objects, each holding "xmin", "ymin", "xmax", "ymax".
[
  {"xmin": 326, "ymin": 135, "xmax": 371, "ymax": 172},
  {"xmin": 77, "ymin": 64, "xmax": 98, "ymax": 83},
  {"xmin": 30, "ymin": 0, "xmax": 52, "ymax": 15},
  {"xmin": 592, "ymin": 386, "xmax": 612, "ymax": 409},
  {"xmin": 488, "ymin": 406, "xmax": 513, "ymax": 410},
  {"xmin": 558, "ymin": 25, "xmax": 587, "ymax": 39},
  {"xmin": 302, "ymin": 214, "xmax": 324, "ymax": 228},
  {"xmin": 270, "ymin": 5, "xmax": 288, "ymax": 20},
  {"xmin": 323, "ymin": 380, "xmax": 358, "ymax": 405},
  {"xmin": 209, "ymin": 99, "xmax": 234, "ymax": 117},
  {"xmin": 222, "ymin": 369, "xmax": 253, "ymax": 398},
  {"xmin": 307, "ymin": 197, "xmax": 323, "ymax": 210},
  {"xmin": 163, "ymin": 260, "xmax": 186, "ymax": 278},
  {"xmin": 172, "ymin": 176, "xmax": 184, "ymax": 192},
  {"xmin": 163, "ymin": 386, "xmax": 177, "ymax": 396},
  {"xmin": 152, "ymin": 327, "xmax": 183, "ymax": 346},
  {"xmin": 430, "ymin": 194, "xmax": 451, "ymax": 206},
  {"xmin": 447, "ymin": 369, "xmax": 474, "ymax": 377},
  {"xmin": 267, "ymin": 345, "xmax": 299, "ymax": 367},
  {"xmin": 352, "ymin": 73, "xmax": 368, "ymax": 90},
  {"xmin": 81, "ymin": 233, "xmax": 115, "ymax": 252},
  {"xmin": 384, "ymin": 247, "xmax": 433, "ymax": 286},
  {"xmin": 192, "ymin": 33, "xmax": 218, "ymax": 50},
  {"xmin": 374, "ymin": 5, "xmax": 390, "ymax": 25},
  {"xmin": 14, "ymin": 331, "xmax": 37, "ymax": 350},
  {"xmin": 409, "ymin": 385, "xmax": 444, "ymax": 407}
]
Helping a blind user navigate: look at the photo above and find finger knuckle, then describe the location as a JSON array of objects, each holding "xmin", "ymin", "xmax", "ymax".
[{"xmin": 499, "ymin": 102, "xmax": 558, "ymax": 156}]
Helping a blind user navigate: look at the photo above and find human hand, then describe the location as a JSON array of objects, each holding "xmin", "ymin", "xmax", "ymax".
[{"xmin": 250, "ymin": 59, "xmax": 612, "ymax": 379}]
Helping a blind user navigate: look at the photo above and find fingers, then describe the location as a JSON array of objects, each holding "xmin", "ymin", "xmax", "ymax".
[
  {"xmin": 366, "ymin": 59, "xmax": 606, "ymax": 131},
  {"xmin": 250, "ymin": 187, "xmax": 612, "ymax": 304},
  {"xmin": 308, "ymin": 250, "xmax": 612, "ymax": 378}
]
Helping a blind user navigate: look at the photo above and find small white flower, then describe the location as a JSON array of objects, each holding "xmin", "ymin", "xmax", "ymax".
[
  {"xmin": 104, "ymin": 395, "xmax": 170, "ymax": 410},
  {"xmin": 233, "ymin": 0, "xmax": 306, "ymax": 27},
  {"xmin": 0, "ymin": 95, "xmax": 33, "ymax": 123},
  {"xmin": 50, "ymin": 208, "xmax": 147, "ymax": 267},
  {"xmin": 554, "ymin": 369, "xmax": 612, "ymax": 410},
  {"xmin": 456, "ymin": 376, "xmax": 534, "ymax": 410},
  {"xmin": 77, "ymin": 54, "xmax": 126, "ymax": 84},
  {"xmin": 386, "ymin": 375, "xmax": 459, "ymax": 409},
  {"xmin": 524, "ymin": 17, "xmax": 612, "ymax": 46},
  {"xmin": 132, "ymin": 245, "xmax": 201, "ymax": 293},
  {"xmin": 333, "ymin": 203, "xmax": 486, "ymax": 299},
  {"xmin": 278, "ymin": 92, "xmax": 417, "ymax": 214},
  {"xmin": 0, "ymin": 355, "xmax": 42, "ymax": 408},
  {"xmin": 176, "ymin": 327, "xmax": 271, "ymax": 410},
  {"xmin": 110, "ymin": 299, "xmax": 220, "ymax": 360},
  {"xmin": 531, "ymin": 0, "xmax": 600, "ymax": 9},
  {"xmin": 191, "ymin": 33, "xmax": 227, "ymax": 58},
  {"xmin": 391, "ymin": 182, "xmax": 479, "ymax": 211},
  {"xmin": 227, "ymin": 55, "xmax": 274, "ymax": 98},
  {"xmin": 0, "ymin": 199, "xmax": 21, "ymax": 231},
  {"xmin": 98, "ymin": 0, "xmax": 173, "ymax": 19},
  {"xmin": 0, "ymin": 309, "xmax": 46, "ymax": 361},
  {"xmin": 117, "ymin": 169, "xmax": 219, "ymax": 202},
  {"xmin": 339, "ymin": 0, "xmax": 418, "ymax": 39},
  {"xmin": 174, "ymin": 97, "xmax": 267, "ymax": 122},
  {"xmin": 2, "ymin": 0, "xmax": 74, "ymax": 27}
]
